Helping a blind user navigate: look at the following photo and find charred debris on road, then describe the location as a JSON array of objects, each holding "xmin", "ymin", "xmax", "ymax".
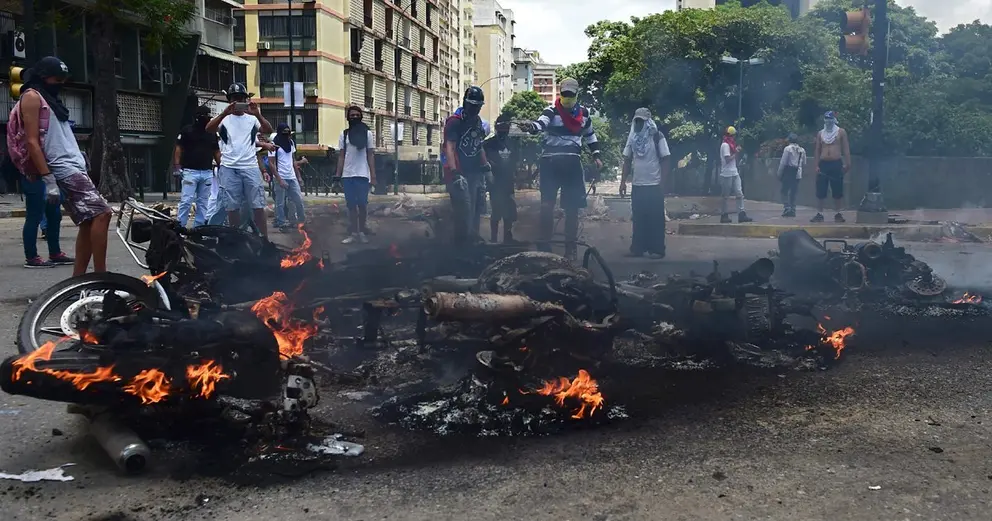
[{"xmin": 1, "ymin": 227, "xmax": 988, "ymax": 480}]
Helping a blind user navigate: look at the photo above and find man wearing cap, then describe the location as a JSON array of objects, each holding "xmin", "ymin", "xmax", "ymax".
[
  {"xmin": 620, "ymin": 108, "xmax": 671, "ymax": 259},
  {"xmin": 811, "ymin": 111, "xmax": 850, "ymax": 223},
  {"xmin": 719, "ymin": 126, "xmax": 753, "ymax": 223},
  {"xmin": 443, "ymin": 86, "xmax": 491, "ymax": 244},
  {"xmin": 777, "ymin": 133, "xmax": 806, "ymax": 218},
  {"xmin": 521, "ymin": 77, "xmax": 602, "ymax": 260},
  {"xmin": 173, "ymin": 105, "xmax": 220, "ymax": 228}
]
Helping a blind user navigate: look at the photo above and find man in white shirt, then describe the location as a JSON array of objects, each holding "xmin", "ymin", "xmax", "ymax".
[
  {"xmin": 719, "ymin": 126, "xmax": 753, "ymax": 223},
  {"xmin": 205, "ymin": 82, "xmax": 274, "ymax": 237},
  {"xmin": 777, "ymin": 133, "xmax": 807, "ymax": 218},
  {"xmin": 268, "ymin": 123, "xmax": 307, "ymax": 232},
  {"xmin": 336, "ymin": 105, "xmax": 376, "ymax": 244},
  {"xmin": 619, "ymin": 108, "xmax": 671, "ymax": 259}
]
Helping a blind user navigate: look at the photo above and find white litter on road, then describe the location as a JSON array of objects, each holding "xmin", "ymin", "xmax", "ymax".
[
  {"xmin": 307, "ymin": 435, "xmax": 365, "ymax": 457},
  {"xmin": 0, "ymin": 464, "xmax": 76, "ymax": 482}
]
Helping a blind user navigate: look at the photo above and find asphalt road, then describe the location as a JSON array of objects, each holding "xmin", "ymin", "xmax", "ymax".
[{"xmin": 1, "ymin": 211, "xmax": 991, "ymax": 521}]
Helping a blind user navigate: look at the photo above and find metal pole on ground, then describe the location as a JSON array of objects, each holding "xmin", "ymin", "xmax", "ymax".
[{"xmin": 857, "ymin": 0, "xmax": 889, "ymax": 224}]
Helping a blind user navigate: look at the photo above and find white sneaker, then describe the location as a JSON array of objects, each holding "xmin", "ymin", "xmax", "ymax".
[
  {"xmin": 358, "ymin": 232, "xmax": 369, "ymax": 244},
  {"xmin": 342, "ymin": 234, "xmax": 358, "ymax": 244}
]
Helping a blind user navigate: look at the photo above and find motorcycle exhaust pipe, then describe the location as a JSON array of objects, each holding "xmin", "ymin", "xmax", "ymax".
[
  {"xmin": 88, "ymin": 413, "xmax": 150, "ymax": 474},
  {"xmin": 855, "ymin": 242, "xmax": 884, "ymax": 263}
]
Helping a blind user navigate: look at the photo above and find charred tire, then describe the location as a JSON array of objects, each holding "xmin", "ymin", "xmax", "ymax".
[{"xmin": 17, "ymin": 273, "xmax": 160, "ymax": 355}]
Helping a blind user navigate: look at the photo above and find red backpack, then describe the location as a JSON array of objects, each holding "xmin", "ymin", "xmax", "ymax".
[{"xmin": 6, "ymin": 91, "xmax": 52, "ymax": 176}]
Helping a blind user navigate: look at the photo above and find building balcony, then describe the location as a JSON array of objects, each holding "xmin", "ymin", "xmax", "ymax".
[
  {"xmin": 259, "ymin": 82, "xmax": 319, "ymax": 99},
  {"xmin": 202, "ymin": 17, "xmax": 234, "ymax": 52}
]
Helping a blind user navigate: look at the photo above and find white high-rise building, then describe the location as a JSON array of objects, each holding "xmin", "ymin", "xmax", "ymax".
[{"xmin": 472, "ymin": 0, "xmax": 515, "ymax": 125}]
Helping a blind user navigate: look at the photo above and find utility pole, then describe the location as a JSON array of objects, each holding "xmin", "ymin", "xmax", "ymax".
[
  {"xmin": 857, "ymin": 0, "xmax": 888, "ymax": 221},
  {"xmin": 287, "ymin": 1, "xmax": 296, "ymax": 134}
]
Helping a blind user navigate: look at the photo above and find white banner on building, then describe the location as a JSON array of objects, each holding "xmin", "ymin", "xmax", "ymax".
[
  {"xmin": 393, "ymin": 121, "xmax": 405, "ymax": 142},
  {"xmin": 282, "ymin": 82, "xmax": 304, "ymax": 108}
]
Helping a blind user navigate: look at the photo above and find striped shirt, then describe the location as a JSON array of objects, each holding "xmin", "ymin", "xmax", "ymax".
[{"xmin": 532, "ymin": 104, "xmax": 600, "ymax": 158}]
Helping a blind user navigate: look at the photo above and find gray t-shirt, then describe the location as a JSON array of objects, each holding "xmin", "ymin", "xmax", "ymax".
[
  {"xmin": 43, "ymin": 117, "xmax": 87, "ymax": 180},
  {"xmin": 623, "ymin": 132, "xmax": 671, "ymax": 186}
]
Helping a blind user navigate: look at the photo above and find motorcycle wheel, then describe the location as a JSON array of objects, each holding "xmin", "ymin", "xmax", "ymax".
[{"xmin": 17, "ymin": 273, "xmax": 160, "ymax": 355}]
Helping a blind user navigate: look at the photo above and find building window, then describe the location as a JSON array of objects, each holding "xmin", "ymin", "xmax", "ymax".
[
  {"xmin": 234, "ymin": 12, "xmax": 245, "ymax": 52},
  {"xmin": 258, "ymin": 61, "xmax": 318, "ymax": 97},
  {"xmin": 385, "ymin": 8, "xmax": 394, "ymax": 38},
  {"xmin": 260, "ymin": 107, "xmax": 319, "ymax": 144},
  {"xmin": 191, "ymin": 55, "xmax": 241, "ymax": 92},
  {"xmin": 364, "ymin": 74, "xmax": 374, "ymax": 108},
  {"xmin": 258, "ymin": 12, "xmax": 317, "ymax": 51},
  {"xmin": 411, "ymin": 0, "xmax": 418, "ymax": 19},
  {"xmin": 374, "ymin": 40, "xmax": 384, "ymax": 71},
  {"xmin": 427, "ymin": 126, "xmax": 433, "ymax": 145},
  {"xmin": 350, "ymin": 28, "xmax": 364, "ymax": 63}
]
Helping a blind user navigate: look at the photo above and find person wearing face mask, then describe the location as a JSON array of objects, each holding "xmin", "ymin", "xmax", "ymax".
[
  {"xmin": 443, "ymin": 86, "xmax": 492, "ymax": 245},
  {"xmin": 718, "ymin": 126, "xmax": 752, "ymax": 224},
  {"xmin": 811, "ymin": 111, "xmax": 850, "ymax": 223},
  {"xmin": 268, "ymin": 123, "xmax": 307, "ymax": 231},
  {"xmin": 620, "ymin": 108, "xmax": 671, "ymax": 259},
  {"xmin": 173, "ymin": 105, "xmax": 220, "ymax": 228},
  {"xmin": 336, "ymin": 105, "xmax": 376, "ymax": 244},
  {"xmin": 10, "ymin": 56, "xmax": 113, "ymax": 273},
  {"xmin": 520, "ymin": 78, "xmax": 601, "ymax": 261},
  {"xmin": 483, "ymin": 112, "xmax": 519, "ymax": 243}
]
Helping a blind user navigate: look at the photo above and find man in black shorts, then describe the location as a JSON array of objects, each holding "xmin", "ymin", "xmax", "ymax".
[{"xmin": 811, "ymin": 111, "xmax": 851, "ymax": 223}]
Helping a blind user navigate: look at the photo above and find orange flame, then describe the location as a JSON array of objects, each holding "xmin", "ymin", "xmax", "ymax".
[
  {"xmin": 80, "ymin": 330, "xmax": 99, "ymax": 344},
  {"xmin": 251, "ymin": 291, "xmax": 319, "ymax": 359},
  {"xmin": 817, "ymin": 324, "xmax": 856, "ymax": 360},
  {"xmin": 123, "ymin": 369, "xmax": 172, "ymax": 404},
  {"xmin": 528, "ymin": 369, "xmax": 605, "ymax": 419},
  {"xmin": 186, "ymin": 361, "xmax": 231, "ymax": 399},
  {"xmin": 280, "ymin": 224, "xmax": 317, "ymax": 269},
  {"xmin": 953, "ymin": 292, "xmax": 982, "ymax": 304},
  {"xmin": 12, "ymin": 340, "xmax": 122, "ymax": 390},
  {"xmin": 140, "ymin": 271, "xmax": 168, "ymax": 286},
  {"xmin": 501, "ymin": 396, "xmax": 509, "ymax": 406}
]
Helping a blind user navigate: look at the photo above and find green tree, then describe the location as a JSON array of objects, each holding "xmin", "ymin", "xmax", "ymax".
[
  {"xmin": 46, "ymin": 1, "xmax": 196, "ymax": 201},
  {"xmin": 500, "ymin": 91, "xmax": 546, "ymax": 121}
]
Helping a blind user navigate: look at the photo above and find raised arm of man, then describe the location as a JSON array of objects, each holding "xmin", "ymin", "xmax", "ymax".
[{"xmin": 840, "ymin": 128, "xmax": 852, "ymax": 173}]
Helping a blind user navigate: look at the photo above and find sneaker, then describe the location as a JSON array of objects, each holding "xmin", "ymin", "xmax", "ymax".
[
  {"xmin": 39, "ymin": 229, "xmax": 46, "ymax": 240},
  {"xmin": 834, "ymin": 212, "xmax": 846, "ymax": 223},
  {"xmin": 358, "ymin": 232, "xmax": 369, "ymax": 244},
  {"xmin": 738, "ymin": 211, "xmax": 753, "ymax": 223},
  {"xmin": 720, "ymin": 213, "xmax": 732, "ymax": 223},
  {"xmin": 49, "ymin": 253, "xmax": 75, "ymax": 265},
  {"xmin": 810, "ymin": 213, "xmax": 825, "ymax": 223},
  {"xmin": 781, "ymin": 208, "xmax": 792, "ymax": 217},
  {"xmin": 647, "ymin": 252, "xmax": 666, "ymax": 260},
  {"xmin": 341, "ymin": 234, "xmax": 359, "ymax": 244},
  {"xmin": 24, "ymin": 257, "xmax": 55, "ymax": 268}
]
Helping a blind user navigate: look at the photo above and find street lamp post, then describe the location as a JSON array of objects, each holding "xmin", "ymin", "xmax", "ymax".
[
  {"xmin": 286, "ymin": 1, "xmax": 296, "ymax": 134},
  {"xmin": 720, "ymin": 55, "xmax": 765, "ymax": 121}
]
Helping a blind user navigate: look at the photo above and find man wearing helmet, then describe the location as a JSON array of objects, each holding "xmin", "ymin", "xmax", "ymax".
[
  {"xmin": 443, "ymin": 86, "xmax": 492, "ymax": 244},
  {"xmin": 205, "ymin": 82, "xmax": 274, "ymax": 237}
]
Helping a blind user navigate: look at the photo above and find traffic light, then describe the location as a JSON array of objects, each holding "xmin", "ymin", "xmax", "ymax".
[
  {"xmin": 9, "ymin": 65, "xmax": 25, "ymax": 99},
  {"xmin": 840, "ymin": 8, "xmax": 871, "ymax": 56}
]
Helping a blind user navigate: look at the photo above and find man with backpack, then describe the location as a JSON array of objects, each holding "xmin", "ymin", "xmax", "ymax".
[
  {"xmin": 9, "ymin": 56, "xmax": 111, "ymax": 274},
  {"xmin": 443, "ymin": 86, "xmax": 492, "ymax": 245},
  {"xmin": 619, "ymin": 108, "xmax": 671, "ymax": 259}
]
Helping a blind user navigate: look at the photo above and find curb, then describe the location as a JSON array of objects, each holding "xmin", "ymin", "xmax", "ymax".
[
  {"xmin": 677, "ymin": 222, "xmax": 992, "ymax": 241},
  {"xmin": 0, "ymin": 209, "xmax": 26, "ymax": 218}
]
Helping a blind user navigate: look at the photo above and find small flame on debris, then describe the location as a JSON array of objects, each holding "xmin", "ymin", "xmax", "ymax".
[
  {"xmin": 140, "ymin": 272, "xmax": 168, "ymax": 286},
  {"xmin": 280, "ymin": 224, "xmax": 320, "ymax": 269},
  {"xmin": 817, "ymin": 324, "xmax": 856, "ymax": 360},
  {"xmin": 186, "ymin": 361, "xmax": 231, "ymax": 399},
  {"xmin": 80, "ymin": 330, "xmax": 99, "ymax": 344},
  {"xmin": 251, "ymin": 291, "xmax": 319, "ymax": 359},
  {"xmin": 526, "ymin": 369, "xmax": 605, "ymax": 419},
  {"xmin": 123, "ymin": 369, "xmax": 171, "ymax": 404},
  {"xmin": 953, "ymin": 292, "xmax": 982, "ymax": 304},
  {"xmin": 501, "ymin": 396, "xmax": 509, "ymax": 406},
  {"xmin": 12, "ymin": 340, "xmax": 122, "ymax": 390}
]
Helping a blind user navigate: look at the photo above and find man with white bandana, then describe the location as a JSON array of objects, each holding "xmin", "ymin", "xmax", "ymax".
[
  {"xmin": 811, "ymin": 111, "xmax": 850, "ymax": 223},
  {"xmin": 619, "ymin": 108, "xmax": 670, "ymax": 259}
]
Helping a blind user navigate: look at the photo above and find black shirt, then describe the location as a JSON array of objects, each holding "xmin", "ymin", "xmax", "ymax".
[
  {"xmin": 443, "ymin": 114, "xmax": 486, "ymax": 180},
  {"xmin": 177, "ymin": 125, "xmax": 219, "ymax": 170},
  {"xmin": 483, "ymin": 135, "xmax": 516, "ymax": 185}
]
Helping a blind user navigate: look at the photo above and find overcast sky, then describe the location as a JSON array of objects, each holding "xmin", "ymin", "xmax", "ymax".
[{"xmin": 497, "ymin": 0, "xmax": 990, "ymax": 66}]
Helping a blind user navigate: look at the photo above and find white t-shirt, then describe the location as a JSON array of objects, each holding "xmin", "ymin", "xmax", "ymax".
[
  {"xmin": 268, "ymin": 144, "xmax": 298, "ymax": 180},
  {"xmin": 720, "ymin": 142, "xmax": 739, "ymax": 177},
  {"xmin": 338, "ymin": 130, "xmax": 375, "ymax": 179},
  {"xmin": 622, "ymin": 133, "xmax": 671, "ymax": 186},
  {"xmin": 218, "ymin": 114, "xmax": 261, "ymax": 170}
]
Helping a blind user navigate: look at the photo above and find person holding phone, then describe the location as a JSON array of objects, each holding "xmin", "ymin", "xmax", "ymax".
[{"xmin": 205, "ymin": 82, "xmax": 273, "ymax": 237}]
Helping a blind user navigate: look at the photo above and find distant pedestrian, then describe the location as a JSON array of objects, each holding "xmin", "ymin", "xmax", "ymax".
[
  {"xmin": 719, "ymin": 126, "xmax": 752, "ymax": 224},
  {"xmin": 336, "ymin": 105, "xmax": 376, "ymax": 244},
  {"xmin": 777, "ymin": 133, "xmax": 806, "ymax": 218},
  {"xmin": 620, "ymin": 108, "xmax": 671, "ymax": 259},
  {"xmin": 269, "ymin": 123, "xmax": 307, "ymax": 232},
  {"xmin": 811, "ymin": 111, "xmax": 850, "ymax": 223},
  {"xmin": 483, "ymin": 113, "xmax": 519, "ymax": 243},
  {"xmin": 173, "ymin": 105, "xmax": 219, "ymax": 228}
]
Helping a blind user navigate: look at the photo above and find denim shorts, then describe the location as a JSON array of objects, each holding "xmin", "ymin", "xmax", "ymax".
[
  {"xmin": 342, "ymin": 176, "xmax": 370, "ymax": 208},
  {"xmin": 218, "ymin": 166, "xmax": 266, "ymax": 211}
]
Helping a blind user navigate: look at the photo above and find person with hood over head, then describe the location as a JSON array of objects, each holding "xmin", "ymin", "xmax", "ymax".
[
  {"xmin": 718, "ymin": 126, "xmax": 753, "ymax": 223},
  {"xmin": 483, "ymin": 112, "xmax": 519, "ymax": 243},
  {"xmin": 336, "ymin": 105, "xmax": 376, "ymax": 244},
  {"xmin": 619, "ymin": 107, "xmax": 671, "ymax": 259},
  {"xmin": 777, "ymin": 132, "xmax": 806, "ymax": 218},
  {"xmin": 12, "ymin": 56, "xmax": 113, "ymax": 273},
  {"xmin": 520, "ymin": 78, "xmax": 601, "ymax": 260},
  {"xmin": 811, "ymin": 111, "xmax": 850, "ymax": 223},
  {"xmin": 443, "ymin": 86, "xmax": 491, "ymax": 244},
  {"xmin": 268, "ymin": 122, "xmax": 307, "ymax": 231},
  {"xmin": 173, "ymin": 105, "xmax": 220, "ymax": 228}
]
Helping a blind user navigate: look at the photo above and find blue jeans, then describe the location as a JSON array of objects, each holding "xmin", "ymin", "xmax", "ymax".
[
  {"xmin": 274, "ymin": 177, "xmax": 305, "ymax": 226},
  {"xmin": 177, "ymin": 168, "xmax": 213, "ymax": 227},
  {"xmin": 22, "ymin": 177, "xmax": 63, "ymax": 260},
  {"xmin": 446, "ymin": 173, "xmax": 484, "ymax": 244}
]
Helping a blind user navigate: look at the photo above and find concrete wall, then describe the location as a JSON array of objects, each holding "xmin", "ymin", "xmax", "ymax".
[{"xmin": 742, "ymin": 156, "xmax": 992, "ymax": 210}]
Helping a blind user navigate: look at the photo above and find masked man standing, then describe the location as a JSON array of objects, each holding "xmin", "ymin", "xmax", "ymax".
[
  {"xmin": 443, "ymin": 86, "xmax": 491, "ymax": 244},
  {"xmin": 620, "ymin": 108, "xmax": 671, "ymax": 259},
  {"xmin": 719, "ymin": 126, "xmax": 753, "ymax": 224},
  {"xmin": 173, "ymin": 105, "xmax": 219, "ymax": 228},
  {"xmin": 205, "ymin": 82, "xmax": 273, "ymax": 237},
  {"xmin": 811, "ymin": 111, "xmax": 850, "ymax": 223},
  {"xmin": 521, "ymin": 78, "xmax": 601, "ymax": 260},
  {"xmin": 483, "ymin": 113, "xmax": 518, "ymax": 243},
  {"xmin": 777, "ymin": 132, "xmax": 806, "ymax": 218}
]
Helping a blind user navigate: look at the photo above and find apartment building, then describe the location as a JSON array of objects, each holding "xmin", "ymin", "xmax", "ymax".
[
  {"xmin": 676, "ymin": 0, "xmax": 818, "ymax": 18},
  {"xmin": 236, "ymin": 0, "xmax": 444, "ymax": 162},
  {"xmin": 472, "ymin": 0, "xmax": 514, "ymax": 125},
  {"xmin": 512, "ymin": 47, "xmax": 559, "ymax": 104},
  {"xmin": 436, "ymin": 0, "xmax": 464, "ymax": 122},
  {"xmin": 462, "ymin": 1, "xmax": 476, "ymax": 92}
]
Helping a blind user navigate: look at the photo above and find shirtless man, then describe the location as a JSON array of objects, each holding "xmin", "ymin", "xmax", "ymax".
[{"xmin": 811, "ymin": 111, "xmax": 851, "ymax": 223}]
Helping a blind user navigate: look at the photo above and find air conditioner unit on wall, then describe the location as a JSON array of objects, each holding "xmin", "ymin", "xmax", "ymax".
[
  {"xmin": 257, "ymin": 41, "xmax": 271, "ymax": 50},
  {"xmin": 305, "ymin": 87, "xmax": 318, "ymax": 97}
]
